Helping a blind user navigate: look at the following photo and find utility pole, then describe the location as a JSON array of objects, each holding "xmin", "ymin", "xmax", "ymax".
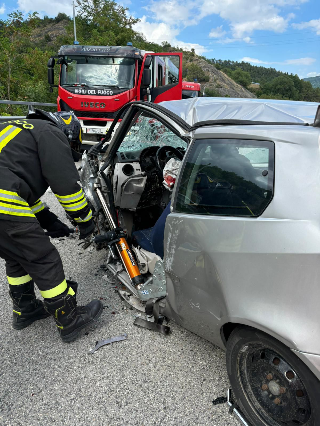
[{"xmin": 73, "ymin": 1, "xmax": 79, "ymax": 45}]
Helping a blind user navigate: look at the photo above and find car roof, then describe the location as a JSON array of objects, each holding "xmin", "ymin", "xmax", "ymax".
[{"xmin": 159, "ymin": 97, "xmax": 320, "ymax": 127}]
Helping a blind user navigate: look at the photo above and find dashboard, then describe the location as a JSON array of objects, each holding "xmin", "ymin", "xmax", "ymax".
[{"xmin": 113, "ymin": 146, "xmax": 185, "ymax": 210}]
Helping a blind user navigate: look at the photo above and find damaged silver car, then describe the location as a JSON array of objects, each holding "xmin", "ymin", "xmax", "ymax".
[{"xmin": 80, "ymin": 97, "xmax": 320, "ymax": 425}]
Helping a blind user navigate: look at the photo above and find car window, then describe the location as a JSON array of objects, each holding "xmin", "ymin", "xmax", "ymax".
[
  {"xmin": 175, "ymin": 139, "xmax": 274, "ymax": 217},
  {"xmin": 118, "ymin": 112, "xmax": 187, "ymax": 152}
]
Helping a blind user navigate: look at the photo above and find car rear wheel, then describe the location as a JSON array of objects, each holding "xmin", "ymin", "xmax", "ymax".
[{"xmin": 226, "ymin": 326, "xmax": 320, "ymax": 425}]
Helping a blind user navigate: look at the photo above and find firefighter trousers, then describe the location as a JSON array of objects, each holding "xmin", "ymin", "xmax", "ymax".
[{"xmin": 0, "ymin": 219, "xmax": 68, "ymax": 299}]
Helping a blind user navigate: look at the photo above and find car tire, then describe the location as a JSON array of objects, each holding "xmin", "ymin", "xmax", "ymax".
[{"xmin": 226, "ymin": 326, "xmax": 320, "ymax": 426}]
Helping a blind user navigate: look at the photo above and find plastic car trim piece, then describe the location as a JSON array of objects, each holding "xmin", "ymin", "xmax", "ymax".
[{"xmin": 88, "ymin": 334, "xmax": 128, "ymax": 354}]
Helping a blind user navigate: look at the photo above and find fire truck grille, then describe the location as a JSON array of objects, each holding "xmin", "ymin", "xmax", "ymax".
[{"xmin": 73, "ymin": 111, "xmax": 117, "ymax": 119}]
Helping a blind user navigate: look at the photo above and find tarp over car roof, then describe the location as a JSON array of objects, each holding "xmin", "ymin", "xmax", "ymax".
[{"xmin": 159, "ymin": 97, "xmax": 320, "ymax": 126}]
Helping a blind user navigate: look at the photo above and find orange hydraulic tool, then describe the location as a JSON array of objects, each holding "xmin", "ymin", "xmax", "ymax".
[{"xmin": 95, "ymin": 187, "xmax": 144, "ymax": 287}]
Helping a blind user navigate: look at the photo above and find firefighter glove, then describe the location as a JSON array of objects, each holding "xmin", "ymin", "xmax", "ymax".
[
  {"xmin": 45, "ymin": 220, "xmax": 73, "ymax": 238},
  {"xmin": 36, "ymin": 208, "xmax": 73, "ymax": 238},
  {"xmin": 78, "ymin": 219, "xmax": 95, "ymax": 240}
]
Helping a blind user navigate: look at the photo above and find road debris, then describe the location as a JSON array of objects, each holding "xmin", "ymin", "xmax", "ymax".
[
  {"xmin": 88, "ymin": 334, "xmax": 128, "ymax": 354},
  {"xmin": 212, "ymin": 396, "xmax": 228, "ymax": 405}
]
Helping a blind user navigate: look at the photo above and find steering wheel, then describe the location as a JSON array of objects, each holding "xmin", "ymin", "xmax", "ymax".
[{"xmin": 155, "ymin": 146, "xmax": 184, "ymax": 172}]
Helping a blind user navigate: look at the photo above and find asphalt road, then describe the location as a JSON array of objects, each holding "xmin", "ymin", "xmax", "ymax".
[{"xmin": 0, "ymin": 191, "xmax": 238, "ymax": 426}]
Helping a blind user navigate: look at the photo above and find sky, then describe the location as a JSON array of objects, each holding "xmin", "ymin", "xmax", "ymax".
[{"xmin": 1, "ymin": 0, "xmax": 320, "ymax": 78}]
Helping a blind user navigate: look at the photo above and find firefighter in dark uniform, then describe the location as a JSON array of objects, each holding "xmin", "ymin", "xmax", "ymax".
[{"xmin": 0, "ymin": 110, "xmax": 103, "ymax": 342}]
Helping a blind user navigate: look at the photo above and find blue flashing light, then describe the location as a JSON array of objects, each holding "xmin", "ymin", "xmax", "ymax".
[
  {"xmin": 73, "ymin": 40, "xmax": 79, "ymax": 45},
  {"xmin": 127, "ymin": 42, "xmax": 133, "ymax": 46}
]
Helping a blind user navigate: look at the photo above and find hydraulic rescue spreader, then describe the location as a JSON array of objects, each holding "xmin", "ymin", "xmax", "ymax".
[{"xmin": 94, "ymin": 186, "xmax": 144, "ymax": 288}]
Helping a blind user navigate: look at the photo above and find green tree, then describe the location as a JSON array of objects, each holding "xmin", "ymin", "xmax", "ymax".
[
  {"xmin": 0, "ymin": 11, "xmax": 57, "ymax": 115},
  {"xmin": 300, "ymin": 81, "xmax": 320, "ymax": 102},
  {"xmin": 74, "ymin": 0, "xmax": 139, "ymax": 46},
  {"xmin": 0, "ymin": 11, "xmax": 40, "ymax": 113},
  {"xmin": 267, "ymin": 76, "xmax": 299, "ymax": 100},
  {"xmin": 184, "ymin": 62, "xmax": 209, "ymax": 82},
  {"xmin": 54, "ymin": 13, "xmax": 71, "ymax": 23},
  {"xmin": 204, "ymin": 88, "xmax": 220, "ymax": 97},
  {"xmin": 230, "ymin": 68, "xmax": 251, "ymax": 88}
]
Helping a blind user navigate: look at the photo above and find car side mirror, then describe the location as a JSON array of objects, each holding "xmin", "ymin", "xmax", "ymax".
[{"xmin": 141, "ymin": 69, "xmax": 151, "ymax": 88}]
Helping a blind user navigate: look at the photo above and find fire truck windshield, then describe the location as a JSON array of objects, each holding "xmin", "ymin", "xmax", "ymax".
[
  {"xmin": 60, "ymin": 56, "xmax": 135, "ymax": 89},
  {"xmin": 182, "ymin": 90, "xmax": 199, "ymax": 99}
]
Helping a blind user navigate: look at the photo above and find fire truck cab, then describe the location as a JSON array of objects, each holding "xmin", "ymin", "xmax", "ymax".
[
  {"xmin": 47, "ymin": 44, "xmax": 182, "ymax": 147},
  {"xmin": 182, "ymin": 81, "xmax": 201, "ymax": 98}
]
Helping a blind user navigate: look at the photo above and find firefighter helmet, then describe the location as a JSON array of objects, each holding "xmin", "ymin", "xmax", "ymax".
[{"xmin": 27, "ymin": 110, "xmax": 82, "ymax": 149}]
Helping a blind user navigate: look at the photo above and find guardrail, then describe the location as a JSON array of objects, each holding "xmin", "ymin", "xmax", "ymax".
[{"xmin": 0, "ymin": 100, "xmax": 56, "ymax": 121}]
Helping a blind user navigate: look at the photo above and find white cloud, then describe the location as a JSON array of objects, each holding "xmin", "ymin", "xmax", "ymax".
[
  {"xmin": 231, "ymin": 15, "xmax": 291, "ymax": 38},
  {"xmin": 133, "ymin": 16, "xmax": 206, "ymax": 55},
  {"xmin": 198, "ymin": 0, "xmax": 300, "ymax": 38},
  {"xmin": 213, "ymin": 35, "xmax": 252, "ymax": 44},
  {"xmin": 135, "ymin": 0, "xmax": 305, "ymax": 54},
  {"xmin": 209, "ymin": 26, "xmax": 226, "ymax": 38},
  {"xmin": 0, "ymin": 3, "xmax": 5, "ymax": 14},
  {"xmin": 172, "ymin": 40, "xmax": 207, "ymax": 54},
  {"xmin": 141, "ymin": 0, "xmax": 306, "ymax": 48},
  {"xmin": 307, "ymin": 72, "xmax": 320, "ymax": 78},
  {"xmin": 217, "ymin": 37, "xmax": 238, "ymax": 44},
  {"xmin": 241, "ymin": 57, "xmax": 270, "ymax": 64},
  {"xmin": 18, "ymin": 0, "xmax": 72, "ymax": 16},
  {"xmin": 134, "ymin": 16, "xmax": 179, "ymax": 44},
  {"xmin": 286, "ymin": 57, "xmax": 316, "ymax": 65},
  {"xmin": 241, "ymin": 57, "xmax": 316, "ymax": 66},
  {"xmin": 293, "ymin": 19, "xmax": 320, "ymax": 35},
  {"xmin": 146, "ymin": 0, "xmax": 197, "ymax": 27}
]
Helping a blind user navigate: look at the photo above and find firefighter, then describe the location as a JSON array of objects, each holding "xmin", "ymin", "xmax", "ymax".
[{"xmin": 0, "ymin": 110, "xmax": 103, "ymax": 342}]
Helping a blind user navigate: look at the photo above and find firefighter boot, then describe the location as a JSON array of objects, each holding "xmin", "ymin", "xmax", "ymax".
[
  {"xmin": 9, "ymin": 281, "xmax": 50, "ymax": 330},
  {"xmin": 44, "ymin": 287, "xmax": 103, "ymax": 343}
]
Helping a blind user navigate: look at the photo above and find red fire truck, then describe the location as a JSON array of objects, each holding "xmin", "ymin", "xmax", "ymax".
[
  {"xmin": 48, "ymin": 44, "xmax": 183, "ymax": 146},
  {"xmin": 182, "ymin": 81, "xmax": 202, "ymax": 98}
]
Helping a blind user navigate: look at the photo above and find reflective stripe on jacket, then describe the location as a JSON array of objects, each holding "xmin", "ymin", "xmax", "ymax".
[{"xmin": 0, "ymin": 118, "xmax": 91, "ymax": 222}]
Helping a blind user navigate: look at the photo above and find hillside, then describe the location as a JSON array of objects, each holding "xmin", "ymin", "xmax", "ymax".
[
  {"xmin": 186, "ymin": 57, "xmax": 255, "ymax": 98},
  {"xmin": 209, "ymin": 59, "xmax": 284, "ymax": 84},
  {"xmin": 211, "ymin": 59, "xmax": 320, "ymax": 102},
  {"xmin": 31, "ymin": 19, "xmax": 69, "ymax": 46},
  {"xmin": 303, "ymin": 76, "xmax": 320, "ymax": 89}
]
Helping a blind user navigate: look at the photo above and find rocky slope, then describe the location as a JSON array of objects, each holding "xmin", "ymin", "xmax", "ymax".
[
  {"xmin": 193, "ymin": 57, "xmax": 256, "ymax": 98},
  {"xmin": 31, "ymin": 20, "xmax": 69, "ymax": 46}
]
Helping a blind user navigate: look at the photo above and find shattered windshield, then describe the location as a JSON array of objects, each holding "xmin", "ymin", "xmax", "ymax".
[
  {"xmin": 118, "ymin": 113, "xmax": 187, "ymax": 152},
  {"xmin": 60, "ymin": 56, "xmax": 135, "ymax": 89}
]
